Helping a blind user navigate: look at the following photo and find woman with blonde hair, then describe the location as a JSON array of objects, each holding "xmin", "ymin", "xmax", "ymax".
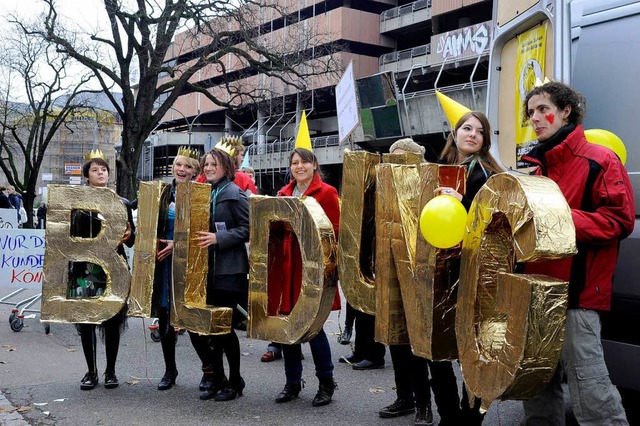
[{"xmin": 154, "ymin": 147, "xmax": 200, "ymax": 390}]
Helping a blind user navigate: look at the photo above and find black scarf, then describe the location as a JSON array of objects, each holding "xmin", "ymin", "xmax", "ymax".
[{"xmin": 526, "ymin": 123, "xmax": 576, "ymax": 175}]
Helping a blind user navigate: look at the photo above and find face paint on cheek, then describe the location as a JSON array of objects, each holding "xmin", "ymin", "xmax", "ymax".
[{"xmin": 545, "ymin": 113, "xmax": 555, "ymax": 124}]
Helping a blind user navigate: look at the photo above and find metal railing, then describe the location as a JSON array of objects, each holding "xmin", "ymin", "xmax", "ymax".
[
  {"xmin": 380, "ymin": 43, "xmax": 431, "ymax": 66},
  {"xmin": 381, "ymin": 0, "xmax": 431, "ymax": 22},
  {"xmin": 248, "ymin": 134, "xmax": 340, "ymax": 156},
  {"xmin": 399, "ymin": 79, "xmax": 489, "ymax": 102}
]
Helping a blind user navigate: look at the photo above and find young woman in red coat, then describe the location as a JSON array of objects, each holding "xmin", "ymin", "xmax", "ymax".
[{"xmin": 268, "ymin": 148, "xmax": 340, "ymax": 407}]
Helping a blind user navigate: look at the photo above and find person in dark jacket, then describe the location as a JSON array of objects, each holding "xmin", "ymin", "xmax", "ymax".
[
  {"xmin": 6, "ymin": 185, "xmax": 22, "ymax": 222},
  {"xmin": 190, "ymin": 147, "xmax": 250, "ymax": 402},
  {"xmin": 37, "ymin": 202, "xmax": 47, "ymax": 229},
  {"xmin": 154, "ymin": 148, "xmax": 200, "ymax": 391},
  {"xmin": 0, "ymin": 186, "xmax": 12, "ymax": 209},
  {"xmin": 435, "ymin": 111, "xmax": 504, "ymax": 425},
  {"xmin": 379, "ymin": 137, "xmax": 483, "ymax": 426},
  {"xmin": 520, "ymin": 82, "xmax": 633, "ymax": 425},
  {"xmin": 72, "ymin": 154, "xmax": 135, "ymax": 391}
]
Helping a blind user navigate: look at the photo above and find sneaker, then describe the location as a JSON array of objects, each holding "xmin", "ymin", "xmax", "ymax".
[
  {"xmin": 80, "ymin": 372, "xmax": 98, "ymax": 390},
  {"xmin": 352, "ymin": 359, "xmax": 385, "ymax": 370},
  {"xmin": 260, "ymin": 350, "xmax": 282, "ymax": 362},
  {"xmin": 379, "ymin": 398, "xmax": 415, "ymax": 418},
  {"xmin": 415, "ymin": 405, "xmax": 434, "ymax": 426},
  {"xmin": 104, "ymin": 372, "xmax": 119, "ymax": 389},
  {"xmin": 338, "ymin": 354, "xmax": 362, "ymax": 365}
]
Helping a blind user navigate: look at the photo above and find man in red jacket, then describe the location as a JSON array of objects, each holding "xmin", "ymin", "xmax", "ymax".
[{"xmin": 521, "ymin": 81, "xmax": 634, "ymax": 425}]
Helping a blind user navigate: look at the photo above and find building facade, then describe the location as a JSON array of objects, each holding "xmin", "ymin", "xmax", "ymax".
[
  {"xmin": 0, "ymin": 109, "xmax": 122, "ymax": 204},
  {"xmin": 150, "ymin": 0, "xmax": 494, "ymax": 193}
]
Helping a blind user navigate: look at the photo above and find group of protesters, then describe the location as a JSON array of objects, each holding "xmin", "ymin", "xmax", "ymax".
[{"xmin": 65, "ymin": 81, "xmax": 633, "ymax": 426}]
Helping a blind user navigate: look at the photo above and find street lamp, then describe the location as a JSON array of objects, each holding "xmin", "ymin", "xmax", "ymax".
[{"xmin": 168, "ymin": 107, "xmax": 204, "ymax": 148}]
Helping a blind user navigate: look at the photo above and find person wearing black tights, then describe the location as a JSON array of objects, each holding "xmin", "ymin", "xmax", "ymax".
[
  {"xmin": 189, "ymin": 147, "xmax": 250, "ymax": 402},
  {"xmin": 72, "ymin": 155, "xmax": 135, "ymax": 391},
  {"xmin": 380, "ymin": 345, "xmax": 461, "ymax": 426}
]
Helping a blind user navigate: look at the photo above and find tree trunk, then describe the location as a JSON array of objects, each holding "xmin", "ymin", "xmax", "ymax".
[
  {"xmin": 21, "ymin": 168, "xmax": 39, "ymax": 229},
  {"xmin": 116, "ymin": 127, "xmax": 144, "ymax": 201}
]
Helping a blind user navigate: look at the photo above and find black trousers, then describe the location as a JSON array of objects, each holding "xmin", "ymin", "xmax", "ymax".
[
  {"xmin": 189, "ymin": 289, "xmax": 243, "ymax": 385},
  {"xmin": 158, "ymin": 307, "xmax": 176, "ymax": 373},
  {"xmin": 344, "ymin": 302, "xmax": 356, "ymax": 329},
  {"xmin": 389, "ymin": 344, "xmax": 461, "ymax": 422},
  {"xmin": 353, "ymin": 309, "xmax": 385, "ymax": 364}
]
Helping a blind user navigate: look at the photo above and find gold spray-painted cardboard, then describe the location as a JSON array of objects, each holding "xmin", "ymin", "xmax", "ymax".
[
  {"xmin": 456, "ymin": 173, "xmax": 575, "ymax": 411},
  {"xmin": 129, "ymin": 180, "xmax": 172, "ymax": 317},
  {"xmin": 41, "ymin": 185, "xmax": 130, "ymax": 324},
  {"xmin": 171, "ymin": 182, "xmax": 232, "ymax": 335},
  {"xmin": 248, "ymin": 195, "xmax": 337, "ymax": 344}
]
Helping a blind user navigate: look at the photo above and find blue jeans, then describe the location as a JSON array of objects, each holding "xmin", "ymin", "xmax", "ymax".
[
  {"xmin": 282, "ymin": 328, "xmax": 333, "ymax": 385},
  {"xmin": 523, "ymin": 309, "xmax": 628, "ymax": 426}
]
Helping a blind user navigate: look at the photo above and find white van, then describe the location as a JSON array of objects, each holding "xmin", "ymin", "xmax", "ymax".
[{"xmin": 487, "ymin": 0, "xmax": 640, "ymax": 418}]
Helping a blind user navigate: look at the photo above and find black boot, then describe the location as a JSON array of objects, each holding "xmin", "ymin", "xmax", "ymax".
[
  {"xmin": 312, "ymin": 377, "xmax": 337, "ymax": 407},
  {"xmin": 276, "ymin": 382, "xmax": 303, "ymax": 403},
  {"xmin": 104, "ymin": 371, "xmax": 119, "ymax": 389},
  {"xmin": 80, "ymin": 372, "xmax": 98, "ymax": 390},
  {"xmin": 215, "ymin": 377, "xmax": 245, "ymax": 401},
  {"xmin": 379, "ymin": 398, "xmax": 415, "ymax": 418},
  {"xmin": 415, "ymin": 403, "xmax": 434, "ymax": 426},
  {"xmin": 158, "ymin": 369, "xmax": 178, "ymax": 391},
  {"xmin": 159, "ymin": 316, "xmax": 177, "ymax": 392},
  {"xmin": 200, "ymin": 376, "xmax": 228, "ymax": 400},
  {"xmin": 199, "ymin": 372, "xmax": 215, "ymax": 391}
]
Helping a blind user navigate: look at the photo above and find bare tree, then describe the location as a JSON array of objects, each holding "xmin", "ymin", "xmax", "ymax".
[
  {"xmin": 0, "ymin": 20, "xmax": 98, "ymax": 228},
  {"xmin": 19, "ymin": 0, "xmax": 341, "ymax": 199}
]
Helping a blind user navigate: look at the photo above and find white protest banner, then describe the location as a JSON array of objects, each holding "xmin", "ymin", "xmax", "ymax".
[
  {"xmin": 0, "ymin": 208, "xmax": 18, "ymax": 229},
  {"xmin": 0, "ymin": 229, "xmax": 46, "ymax": 289},
  {"xmin": 336, "ymin": 61, "xmax": 360, "ymax": 145}
]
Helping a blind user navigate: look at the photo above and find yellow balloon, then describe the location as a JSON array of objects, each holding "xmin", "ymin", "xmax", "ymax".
[
  {"xmin": 584, "ymin": 128, "xmax": 627, "ymax": 165},
  {"xmin": 419, "ymin": 195, "xmax": 467, "ymax": 249}
]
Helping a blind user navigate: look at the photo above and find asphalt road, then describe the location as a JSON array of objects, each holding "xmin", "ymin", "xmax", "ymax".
[{"xmin": 0, "ymin": 289, "xmax": 528, "ymax": 426}]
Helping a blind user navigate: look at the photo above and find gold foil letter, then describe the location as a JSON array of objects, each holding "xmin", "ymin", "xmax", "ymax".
[
  {"xmin": 129, "ymin": 181, "xmax": 172, "ymax": 317},
  {"xmin": 337, "ymin": 150, "xmax": 379, "ymax": 315},
  {"xmin": 171, "ymin": 182, "xmax": 232, "ymax": 335},
  {"xmin": 456, "ymin": 173, "xmax": 576, "ymax": 411},
  {"xmin": 42, "ymin": 185, "xmax": 130, "ymax": 324},
  {"xmin": 248, "ymin": 195, "xmax": 338, "ymax": 344},
  {"xmin": 373, "ymin": 153, "xmax": 424, "ymax": 345},
  {"xmin": 375, "ymin": 162, "xmax": 465, "ymax": 360}
]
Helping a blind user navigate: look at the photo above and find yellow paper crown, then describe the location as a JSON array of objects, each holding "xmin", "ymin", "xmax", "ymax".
[
  {"xmin": 84, "ymin": 149, "xmax": 106, "ymax": 162},
  {"xmin": 534, "ymin": 77, "xmax": 551, "ymax": 88},
  {"xmin": 215, "ymin": 136, "xmax": 243, "ymax": 158},
  {"xmin": 177, "ymin": 146, "xmax": 200, "ymax": 160}
]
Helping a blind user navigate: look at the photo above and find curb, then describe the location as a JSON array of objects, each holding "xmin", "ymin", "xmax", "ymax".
[{"xmin": 0, "ymin": 390, "xmax": 30, "ymax": 426}]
